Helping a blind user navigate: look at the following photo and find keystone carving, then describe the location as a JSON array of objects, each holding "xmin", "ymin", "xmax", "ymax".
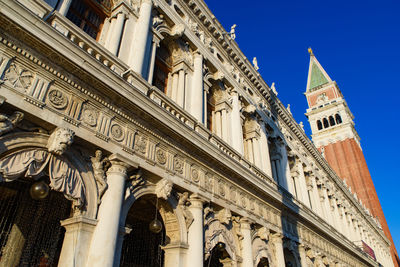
[
  {"xmin": 0, "ymin": 127, "xmax": 86, "ymax": 208},
  {"xmin": 155, "ymin": 178, "xmax": 173, "ymax": 200}
]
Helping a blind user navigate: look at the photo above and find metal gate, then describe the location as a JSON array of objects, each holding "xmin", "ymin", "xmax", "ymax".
[
  {"xmin": 0, "ymin": 180, "xmax": 71, "ymax": 267},
  {"xmin": 120, "ymin": 198, "xmax": 164, "ymax": 267}
]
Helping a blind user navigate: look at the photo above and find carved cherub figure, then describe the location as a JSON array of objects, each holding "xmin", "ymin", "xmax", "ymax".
[{"xmin": 91, "ymin": 150, "xmax": 110, "ymax": 202}]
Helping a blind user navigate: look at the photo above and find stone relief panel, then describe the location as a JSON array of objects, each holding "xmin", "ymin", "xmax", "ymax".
[{"xmin": 3, "ymin": 61, "xmax": 34, "ymax": 91}]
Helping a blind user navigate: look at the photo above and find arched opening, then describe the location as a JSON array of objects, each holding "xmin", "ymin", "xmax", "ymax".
[
  {"xmin": 0, "ymin": 179, "xmax": 71, "ymax": 266},
  {"xmin": 153, "ymin": 42, "xmax": 172, "ymax": 93},
  {"xmin": 204, "ymin": 242, "xmax": 231, "ymax": 267},
  {"xmin": 66, "ymin": 0, "xmax": 111, "ymax": 40},
  {"xmin": 257, "ymin": 257, "xmax": 270, "ymax": 267},
  {"xmin": 335, "ymin": 114, "xmax": 342, "ymax": 124},
  {"xmin": 328, "ymin": 116, "xmax": 335, "ymax": 126},
  {"xmin": 317, "ymin": 120, "xmax": 323, "ymax": 130},
  {"xmin": 323, "ymin": 118, "xmax": 329, "ymax": 128},
  {"xmin": 120, "ymin": 195, "xmax": 165, "ymax": 267}
]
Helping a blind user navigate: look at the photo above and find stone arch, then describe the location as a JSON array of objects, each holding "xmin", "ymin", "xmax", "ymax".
[
  {"xmin": 252, "ymin": 236, "xmax": 272, "ymax": 266},
  {"xmin": 118, "ymin": 183, "xmax": 188, "ymax": 266},
  {"xmin": 121, "ymin": 183, "xmax": 187, "ymax": 245},
  {"xmin": 204, "ymin": 217, "xmax": 240, "ymax": 266},
  {"xmin": 0, "ymin": 131, "xmax": 98, "ymax": 219}
]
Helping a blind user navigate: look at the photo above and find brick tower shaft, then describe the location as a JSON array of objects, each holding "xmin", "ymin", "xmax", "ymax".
[{"xmin": 305, "ymin": 48, "xmax": 400, "ymax": 266}]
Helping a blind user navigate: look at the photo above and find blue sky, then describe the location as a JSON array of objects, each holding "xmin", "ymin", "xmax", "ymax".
[{"xmin": 206, "ymin": 0, "xmax": 400, "ymax": 251}]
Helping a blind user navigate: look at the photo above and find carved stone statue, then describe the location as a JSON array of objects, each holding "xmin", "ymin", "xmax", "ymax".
[
  {"xmin": 0, "ymin": 111, "xmax": 24, "ymax": 136},
  {"xmin": 253, "ymin": 57, "xmax": 259, "ymax": 70},
  {"xmin": 178, "ymin": 192, "xmax": 194, "ymax": 229},
  {"xmin": 230, "ymin": 24, "xmax": 237, "ymax": 40},
  {"xmin": 91, "ymin": 150, "xmax": 109, "ymax": 202},
  {"xmin": 155, "ymin": 178, "xmax": 173, "ymax": 200},
  {"xmin": 47, "ymin": 127, "xmax": 75, "ymax": 155}
]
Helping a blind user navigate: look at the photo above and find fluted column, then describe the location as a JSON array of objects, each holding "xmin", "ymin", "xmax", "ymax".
[
  {"xmin": 129, "ymin": 0, "xmax": 152, "ymax": 74},
  {"xmin": 259, "ymin": 122, "xmax": 272, "ymax": 176},
  {"xmin": 86, "ymin": 158, "xmax": 130, "ymax": 267},
  {"xmin": 229, "ymin": 90, "xmax": 244, "ymax": 154},
  {"xmin": 191, "ymin": 52, "xmax": 204, "ymax": 121},
  {"xmin": 147, "ymin": 37, "xmax": 160, "ymax": 84},
  {"xmin": 177, "ymin": 69, "xmax": 186, "ymax": 107},
  {"xmin": 186, "ymin": 194, "xmax": 204, "ymax": 267},
  {"xmin": 240, "ymin": 218, "xmax": 253, "ymax": 267},
  {"xmin": 270, "ymin": 233, "xmax": 285, "ymax": 267},
  {"xmin": 107, "ymin": 11, "xmax": 126, "ymax": 55}
]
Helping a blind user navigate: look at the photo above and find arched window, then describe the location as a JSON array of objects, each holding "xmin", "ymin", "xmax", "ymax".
[
  {"xmin": 323, "ymin": 118, "xmax": 329, "ymax": 128},
  {"xmin": 335, "ymin": 114, "xmax": 342, "ymax": 124},
  {"xmin": 317, "ymin": 120, "xmax": 323, "ymax": 130},
  {"xmin": 329, "ymin": 116, "xmax": 336, "ymax": 126},
  {"xmin": 66, "ymin": 0, "xmax": 110, "ymax": 40},
  {"xmin": 153, "ymin": 43, "xmax": 172, "ymax": 93}
]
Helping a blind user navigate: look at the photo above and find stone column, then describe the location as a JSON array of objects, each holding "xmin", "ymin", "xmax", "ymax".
[
  {"xmin": 214, "ymin": 110, "xmax": 222, "ymax": 137},
  {"xmin": 186, "ymin": 194, "xmax": 204, "ymax": 267},
  {"xmin": 129, "ymin": 0, "xmax": 152, "ymax": 74},
  {"xmin": 58, "ymin": 0, "xmax": 72, "ymax": 16},
  {"xmin": 259, "ymin": 122, "xmax": 272, "ymax": 177},
  {"xmin": 58, "ymin": 216, "xmax": 97, "ymax": 267},
  {"xmin": 270, "ymin": 233, "xmax": 285, "ymax": 267},
  {"xmin": 108, "ymin": 11, "xmax": 126, "ymax": 56},
  {"xmin": 240, "ymin": 218, "xmax": 253, "ymax": 267},
  {"xmin": 86, "ymin": 158, "xmax": 130, "ymax": 267},
  {"xmin": 297, "ymin": 163, "xmax": 310, "ymax": 206},
  {"xmin": 298, "ymin": 244, "xmax": 308, "ymax": 267},
  {"xmin": 229, "ymin": 90, "xmax": 244, "ymax": 154},
  {"xmin": 243, "ymin": 118, "xmax": 262, "ymax": 169},
  {"xmin": 177, "ymin": 69, "xmax": 186, "ymax": 107},
  {"xmin": 147, "ymin": 37, "xmax": 160, "ymax": 84},
  {"xmin": 163, "ymin": 243, "xmax": 188, "ymax": 267},
  {"xmin": 191, "ymin": 52, "xmax": 204, "ymax": 121}
]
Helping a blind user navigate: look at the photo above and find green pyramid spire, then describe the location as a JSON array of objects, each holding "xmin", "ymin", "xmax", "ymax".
[
  {"xmin": 306, "ymin": 48, "xmax": 332, "ymax": 92},
  {"xmin": 310, "ymin": 63, "xmax": 329, "ymax": 89}
]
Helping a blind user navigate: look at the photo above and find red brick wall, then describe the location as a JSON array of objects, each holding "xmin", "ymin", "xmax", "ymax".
[{"xmin": 320, "ymin": 138, "xmax": 400, "ymax": 266}]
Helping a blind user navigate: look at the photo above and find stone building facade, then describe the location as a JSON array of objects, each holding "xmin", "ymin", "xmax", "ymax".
[{"xmin": 0, "ymin": 0, "xmax": 394, "ymax": 266}]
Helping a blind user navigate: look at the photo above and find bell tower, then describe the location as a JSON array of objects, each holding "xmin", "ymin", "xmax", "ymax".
[{"xmin": 304, "ymin": 48, "xmax": 399, "ymax": 267}]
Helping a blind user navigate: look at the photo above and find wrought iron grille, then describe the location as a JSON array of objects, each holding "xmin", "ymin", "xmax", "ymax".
[
  {"xmin": 0, "ymin": 180, "xmax": 70, "ymax": 267},
  {"xmin": 120, "ymin": 219, "xmax": 164, "ymax": 267}
]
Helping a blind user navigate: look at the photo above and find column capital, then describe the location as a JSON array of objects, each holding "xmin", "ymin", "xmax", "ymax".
[
  {"xmin": 188, "ymin": 193, "xmax": 205, "ymax": 208},
  {"xmin": 107, "ymin": 153, "xmax": 136, "ymax": 176},
  {"xmin": 270, "ymin": 232, "xmax": 283, "ymax": 243},
  {"xmin": 193, "ymin": 50, "xmax": 203, "ymax": 59},
  {"xmin": 239, "ymin": 217, "xmax": 252, "ymax": 229}
]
